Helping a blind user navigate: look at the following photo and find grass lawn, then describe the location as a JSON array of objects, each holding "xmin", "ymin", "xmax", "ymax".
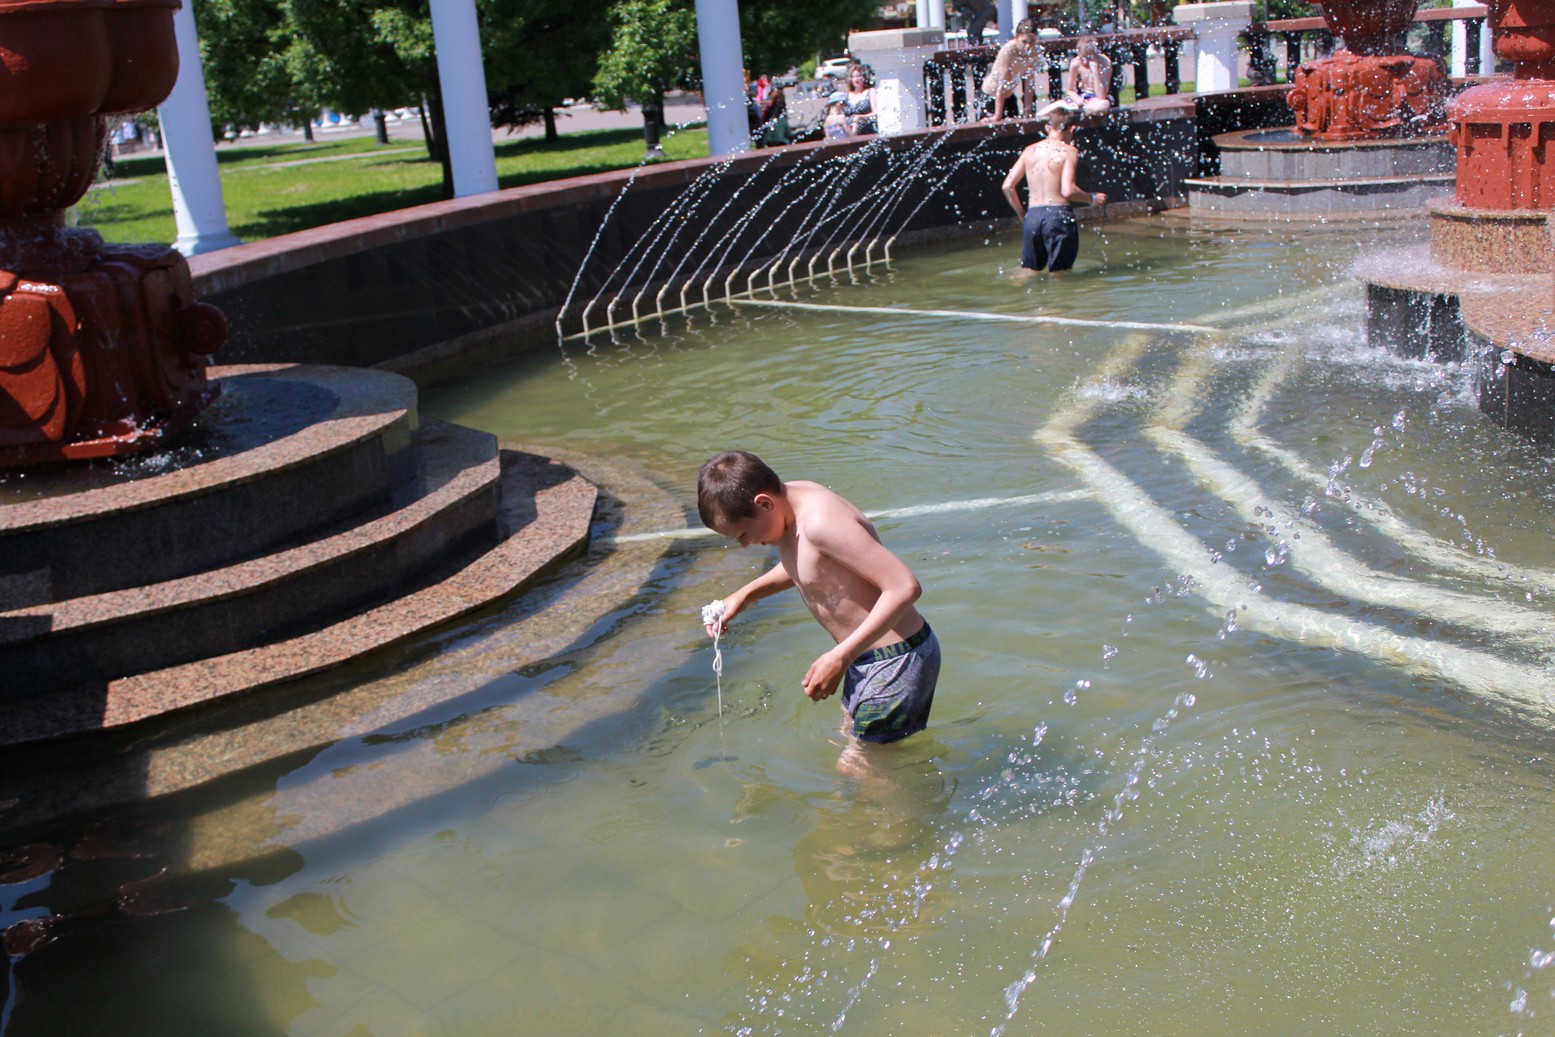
[{"xmin": 77, "ymin": 124, "xmax": 711, "ymax": 245}]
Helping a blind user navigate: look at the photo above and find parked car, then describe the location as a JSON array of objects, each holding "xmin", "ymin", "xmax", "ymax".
[{"xmin": 816, "ymin": 56, "xmax": 853, "ymax": 80}]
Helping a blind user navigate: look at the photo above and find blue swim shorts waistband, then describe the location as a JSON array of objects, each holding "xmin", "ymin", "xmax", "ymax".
[{"xmin": 853, "ymin": 623, "xmax": 933, "ymax": 666}]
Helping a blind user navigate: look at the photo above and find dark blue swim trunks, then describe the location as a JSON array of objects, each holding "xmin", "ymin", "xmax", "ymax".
[
  {"xmin": 840, "ymin": 623, "xmax": 942, "ymax": 744},
  {"xmin": 1021, "ymin": 204, "xmax": 1080, "ymax": 272}
]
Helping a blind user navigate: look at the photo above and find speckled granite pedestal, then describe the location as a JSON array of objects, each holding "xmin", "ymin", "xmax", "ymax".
[
  {"xmin": 0, "ymin": 364, "xmax": 597, "ymax": 747},
  {"xmin": 1358, "ymin": 207, "xmax": 1555, "ymax": 441},
  {"xmin": 1187, "ymin": 129, "xmax": 1456, "ymax": 218}
]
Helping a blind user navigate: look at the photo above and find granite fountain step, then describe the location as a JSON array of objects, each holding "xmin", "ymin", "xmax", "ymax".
[
  {"xmin": 0, "ymin": 364, "xmax": 421, "ymax": 610},
  {"xmin": 1185, "ymin": 172, "xmax": 1455, "ymax": 216},
  {"xmin": 0, "ymin": 417, "xmax": 504, "ymax": 700},
  {"xmin": 1188, "ymin": 127, "xmax": 1455, "ymax": 217},
  {"xmin": 0, "ymin": 447, "xmax": 597, "ymax": 747}
]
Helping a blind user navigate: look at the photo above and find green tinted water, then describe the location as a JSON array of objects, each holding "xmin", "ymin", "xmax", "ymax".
[{"xmin": 6, "ymin": 216, "xmax": 1555, "ymax": 1036}]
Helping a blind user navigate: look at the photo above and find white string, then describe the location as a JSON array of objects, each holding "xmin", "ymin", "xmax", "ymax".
[{"xmin": 701, "ymin": 599, "xmax": 726, "ymax": 717}]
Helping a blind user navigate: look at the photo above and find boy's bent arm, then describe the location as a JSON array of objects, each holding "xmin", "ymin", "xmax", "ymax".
[
  {"xmin": 709, "ymin": 562, "xmax": 793, "ymax": 635},
  {"xmin": 1002, "ymin": 155, "xmax": 1027, "ymax": 218},
  {"xmin": 800, "ymin": 520, "xmax": 923, "ymax": 700},
  {"xmin": 1059, "ymin": 152, "xmax": 1101, "ymax": 206}
]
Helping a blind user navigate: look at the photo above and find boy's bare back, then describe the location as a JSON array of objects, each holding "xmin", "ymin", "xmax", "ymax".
[
  {"xmin": 1018, "ymin": 138, "xmax": 1080, "ymax": 208},
  {"xmin": 781, "ymin": 481, "xmax": 925, "ymax": 650}
]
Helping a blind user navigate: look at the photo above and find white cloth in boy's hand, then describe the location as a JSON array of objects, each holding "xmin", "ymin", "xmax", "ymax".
[{"xmin": 701, "ymin": 599, "xmax": 725, "ymax": 633}]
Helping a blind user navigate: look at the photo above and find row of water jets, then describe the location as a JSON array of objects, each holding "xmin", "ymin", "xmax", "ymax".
[{"xmin": 556, "ymin": 126, "xmax": 1012, "ymax": 338}]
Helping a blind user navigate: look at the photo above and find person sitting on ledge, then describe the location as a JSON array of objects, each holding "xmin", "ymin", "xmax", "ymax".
[
  {"xmin": 1063, "ymin": 37, "xmax": 1113, "ymax": 117},
  {"xmin": 982, "ymin": 18, "xmax": 1045, "ymax": 122}
]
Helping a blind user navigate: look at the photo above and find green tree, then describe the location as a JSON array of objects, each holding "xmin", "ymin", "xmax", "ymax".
[
  {"xmin": 195, "ymin": 0, "xmax": 322, "ymax": 136},
  {"xmin": 484, "ymin": 0, "xmax": 611, "ymax": 142},
  {"xmin": 739, "ymin": 0, "xmax": 879, "ymax": 75},
  {"xmin": 593, "ymin": 0, "xmax": 881, "ymax": 152},
  {"xmin": 593, "ymin": 0, "xmax": 698, "ymax": 152}
]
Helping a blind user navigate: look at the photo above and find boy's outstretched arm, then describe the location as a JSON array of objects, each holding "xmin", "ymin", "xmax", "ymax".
[
  {"xmin": 706, "ymin": 563, "xmax": 793, "ymax": 636},
  {"xmin": 801, "ymin": 521, "xmax": 922, "ymax": 702}
]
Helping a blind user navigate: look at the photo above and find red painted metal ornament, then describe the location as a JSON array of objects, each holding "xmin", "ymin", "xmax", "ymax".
[
  {"xmin": 1288, "ymin": 0, "xmax": 1450, "ymax": 141},
  {"xmin": 0, "ymin": 0, "xmax": 227, "ymax": 468}
]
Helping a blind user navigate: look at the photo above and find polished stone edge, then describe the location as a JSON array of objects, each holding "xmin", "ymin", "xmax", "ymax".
[
  {"xmin": 0, "ymin": 420, "xmax": 505, "ymax": 704},
  {"xmin": 0, "ymin": 363, "xmax": 417, "ymax": 533},
  {"xmin": 0, "ymin": 451, "xmax": 597, "ymax": 747},
  {"xmin": 1358, "ymin": 244, "xmax": 1555, "ymax": 439},
  {"xmin": 1427, "ymin": 197, "xmax": 1555, "ymax": 275}
]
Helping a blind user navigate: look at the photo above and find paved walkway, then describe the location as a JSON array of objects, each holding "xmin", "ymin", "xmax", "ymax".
[{"xmin": 110, "ymin": 97, "xmax": 711, "ymax": 169}]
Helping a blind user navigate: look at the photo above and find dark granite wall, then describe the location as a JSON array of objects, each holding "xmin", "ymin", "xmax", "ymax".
[{"xmin": 190, "ymin": 111, "xmax": 1198, "ymax": 370}]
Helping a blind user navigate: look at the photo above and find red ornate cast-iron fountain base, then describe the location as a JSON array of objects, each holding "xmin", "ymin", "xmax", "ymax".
[
  {"xmin": 1446, "ymin": 0, "xmax": 1555, "ymax": 211},
  {"xmin": 0, "ymin": 0, "xmax": 226, "ymax": 470},
  {"xmin": 0, "ymin": 225, "xmax": 227, "ymax": 467},
  {"xmin": 1288, "ymin": 50, "xmax": 1449, "ymax": 141}
]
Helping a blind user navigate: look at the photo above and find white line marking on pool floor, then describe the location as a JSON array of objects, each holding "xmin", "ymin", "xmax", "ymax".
[
  {"xmin": 730, "ymin": 298, "xmax": 1218, "ymax": 335},
  {"xmin": 606, "ymin": 488, "xmax": 1095, "ymax": 544},
  {"xmin": 1035, "ymin": 330, "xmax": 1554, "ymax": 715}
]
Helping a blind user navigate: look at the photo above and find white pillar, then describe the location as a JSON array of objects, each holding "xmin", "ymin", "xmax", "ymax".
[
  {"xmin": 430, "ymin": 0, "xmax": 498, "ymax": 197},
  {"xmin": 158, "ymin": 0, "xmax": 239, "ymax": 256},
  {"xmin": 1450, "ymin": 0, "xmax": 1495, "ymax": 79},
  {"xmin": 928, "ymin": 0, "xmax": 946, "ymax": 31},
  {"xmin": 917, "ymin": 0, "xmax": 931, "ymax": 28},
  {"xmin": 1173, "ymin": 1, "xmax": 1253, "ymax": 93},
  {"xmin": 996, "ymin": 0, "xmax": 1014, "ymax": 41},
  {"xmin": 1012, "ymin": 0, "xmax": 1029, "ymax": 27},
  {"xmin": 848, "ymin": 28, "xmax": 946, "ymax": 134},
  {"xmin": 695, "ymin": 0, "xmax": 750, "ymax": 157}
]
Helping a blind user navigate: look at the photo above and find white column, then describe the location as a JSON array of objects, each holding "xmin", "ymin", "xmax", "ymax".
[
  {"xmin": 1012, "ymin": 0, "xmax": 1029, "ymax": 27},
  {"xmin": 996, "ymin": 0, "xmax": 1014, "ymax": 41},
  {"xmin": 917, "ymin": 0, "xmax": 931, "ymax": 28},
  {"xmin": 1450, "ymin": 0, "xmax": 1495, "ymax": 79},
  {"xmin": 928, "ymin": 0, "xmax": 946, "ymax": 30},
  {"xmin": 1173, "ymin": 1, "xmax": 1253, "ymax": 93},
  {"xmin": 158, "ymin": 0, "xmax": 239, "ymax": 256},
  {"xmin": 695, "ymin": 0, "xmax": 750, "ymax": 157},
  {"xmin": 430, "ymin": 0, "xmax": 498, "ymax": 197},
  {"xmin": 848, "ymin": 28, "xmax": 946, "ymax": 134}
]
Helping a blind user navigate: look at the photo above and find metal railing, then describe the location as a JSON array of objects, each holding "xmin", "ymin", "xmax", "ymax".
[
  {"xmin": 924, "ymin": 6, "xmax": 1493, "ymax": 127},
  {"xmin": 1245, "ymin": 5, "xmax": 1490, "ymax": 85}
]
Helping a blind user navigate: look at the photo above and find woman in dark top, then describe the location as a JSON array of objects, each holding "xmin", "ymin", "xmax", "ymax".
[{"xmin": 843, "ymin": 63, "xmax": 878, "ymax": 135}]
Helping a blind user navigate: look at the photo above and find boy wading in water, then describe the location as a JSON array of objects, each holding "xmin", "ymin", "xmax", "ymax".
[
  {"xmin": 1001, "ymin": 101, "xmax": 1108, "ymax": 279},
  {"xmin": 698, "ymin": 451, "xmax": 940, "ymax": 746}
]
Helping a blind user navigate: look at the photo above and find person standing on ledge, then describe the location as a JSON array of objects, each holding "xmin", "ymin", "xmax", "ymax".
[
  {"xmin": 1063, "ymin": 37, "xmax": 1114, "ymax": 117},
  {"xmin": 1001, "ymin": 100, "xmax": 1108, "ymax": 277},
  {"xmin": 981, "ymin": 19, "xmax": 1045, "ymax": 122},
  {"xmin": 698, "ymin": 451, "xmax": 941, "ymax": 748}
]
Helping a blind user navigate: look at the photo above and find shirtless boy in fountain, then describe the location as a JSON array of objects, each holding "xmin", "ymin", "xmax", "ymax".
[
  {"xmin": 698, "ymin": 450, "xmax": 940, "ymax": 746},
  {"xmin": 1001, "ymin": 101, "xmax": 1108, "ymax": 278}
]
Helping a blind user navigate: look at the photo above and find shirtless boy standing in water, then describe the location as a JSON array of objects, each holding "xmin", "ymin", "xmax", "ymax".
[
  {"xmin": 1001, "ymin": 102, "xmax": 1108, "ymax": 276},
  {"xmin": 698, "ymin": 450, "xmax": 940, "ymax": 745}
]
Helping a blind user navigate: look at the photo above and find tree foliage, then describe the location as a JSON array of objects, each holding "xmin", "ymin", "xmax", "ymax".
[
  {"xmin": 739, "ymin": 0, "xmax": 880, "ymax": 74},
  {"xmin": 593, "ymin": 0, "xmax": 881, "ymax": 113},
  {"xmin": 592, "ymin": 0, "xmax": 699, "ymax": 111},
  {"xmin": 484, "ymin": 0, "xmax": 611, "ymax": 137}
]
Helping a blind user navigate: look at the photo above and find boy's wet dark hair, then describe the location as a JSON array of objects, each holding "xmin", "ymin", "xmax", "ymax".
[
  {"xmin": 1047, "ymin": 105, "xmax": 1080, "ymax": 131},
  {"xmin": 698, "ymin": 450, "xmax": 783, "ymax": 528}
]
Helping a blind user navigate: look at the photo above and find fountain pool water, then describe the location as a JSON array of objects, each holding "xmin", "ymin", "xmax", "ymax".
[{"xmin": 5, "ymin": 214, "xmax": 1555, "ymax": 1036}]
